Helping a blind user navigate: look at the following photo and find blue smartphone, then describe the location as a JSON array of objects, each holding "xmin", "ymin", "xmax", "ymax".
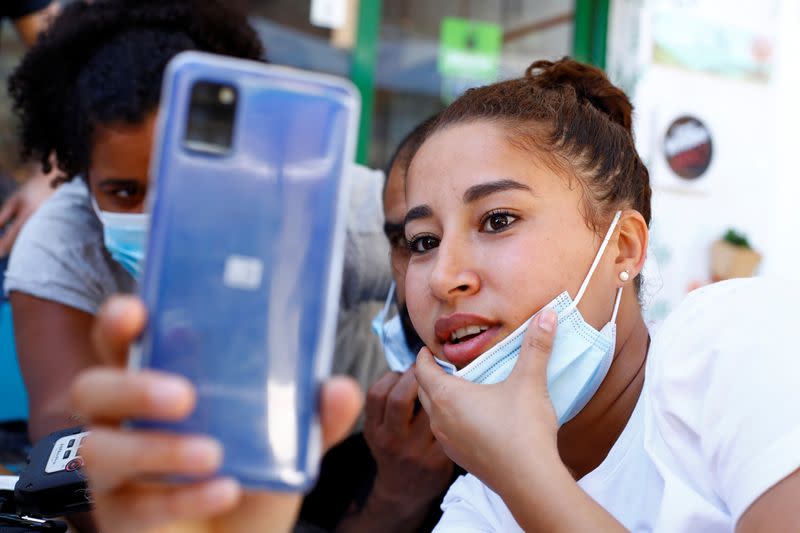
[{"xmin": 131, "ymin": 52, "xmax": 360, "ymax": 491}]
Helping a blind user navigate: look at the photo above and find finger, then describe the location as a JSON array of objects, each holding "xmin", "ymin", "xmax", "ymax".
[
  {"xmin": 71, "ymin": 368, "xmax": 195, "ymax": 423},
  {"xmin": 414, "ymin": 348, "xmax": 481, "ymax": 440},
  {"xmin": 409, "ymin": 406, "xmax": 435, "ymax": 445},
  {"xmin": 364, "ymin": 371, "xmax": 401, "ymax": 428},
  {"xmin": 413, "ymin": 348, "xmax": 446, "ymax": 421},
  {"xmin": 383, "ymin": 367, "xmax": 419, "ymax": 430},
  {"xmin": 92, "ymin": 296, "xmax": 147, "ymax": 366},
  {"xmin": 414, "ymin": 346, "xmax": 460, "ymax": 398},
  {"xmin": 319, "ymin": 376, "xmax": 363, "ymax": 452},
  {"xmin": 510, "ymin": 308, "xmax": 557, "ymax": 386},
  {"xmin": 81, "ymin": 428, "xmax": 223, "ymax": 492},
  {"xmin": 94, "ymin": 478, "xmax": 240, "ymax": 533},
  {"xmin": 426, "ymin": 433, "xmax": 452, "ymax": 463},
  {"xmin": 417, "ymin": 385, "xmax": 432, "ymax": 419}
]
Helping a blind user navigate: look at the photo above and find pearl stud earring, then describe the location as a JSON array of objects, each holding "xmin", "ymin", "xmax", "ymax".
[{"xmin": 619, "ymin": 270, "xmax": 630, "ymax": 282}]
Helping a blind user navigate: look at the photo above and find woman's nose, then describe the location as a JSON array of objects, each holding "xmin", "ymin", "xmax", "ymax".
[{"xmin": 428, "ymin": 238, "xmax": 480, "ymax": 303}]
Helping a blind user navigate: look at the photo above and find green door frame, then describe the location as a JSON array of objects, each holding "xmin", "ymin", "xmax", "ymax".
[
  {"xmin": 350, "ymin": 0, "xmax": 382, "ymax": 165},
  {"xmin": 349, "ymin": 0, "xmax": 610, "ymax": 165},
  {"xmin": 573, "ymin": 0, "xmax": 610, "ymax": 69}
]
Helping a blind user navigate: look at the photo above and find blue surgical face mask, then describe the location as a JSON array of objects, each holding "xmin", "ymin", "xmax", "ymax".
[
  {"xmin": 372, "ymin": 283, "xmax": 419, "ymax": 372},
  {"xmin": 435, "ymin": 211, "xmax": 624, "ymax": 425},
  {"xmin": 91, "ymin": 197, "xmax": 149, "ymax": 280}
]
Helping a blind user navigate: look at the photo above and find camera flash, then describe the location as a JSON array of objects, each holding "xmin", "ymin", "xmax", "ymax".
[{"xmin": 219, "ymin": 87, "xmax": 235, "ymax": 105}]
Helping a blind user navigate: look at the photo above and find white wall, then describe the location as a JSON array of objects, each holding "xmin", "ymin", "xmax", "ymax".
[{"xmin": 608, "ymin": 0, "xmax": 797, "ymax": 325}]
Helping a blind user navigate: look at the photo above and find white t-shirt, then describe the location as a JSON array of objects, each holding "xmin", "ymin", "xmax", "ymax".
[{"xmin": 435, "ymin": 277, "xmax": 800, "ymax": 532}]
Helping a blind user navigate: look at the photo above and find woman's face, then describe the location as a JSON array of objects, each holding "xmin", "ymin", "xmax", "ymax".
[
  {"xmin": 404, "ymin": 121, "xmax": 622, "ymax": 369},
  {"xmin": 88, "ymin": 112, "xmax": 157, "ymax": 213}
]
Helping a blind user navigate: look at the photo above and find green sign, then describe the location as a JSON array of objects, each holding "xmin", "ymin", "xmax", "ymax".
[{"xmin": 438, "ymin": 17, "xmax": 503, "ymax": 80}]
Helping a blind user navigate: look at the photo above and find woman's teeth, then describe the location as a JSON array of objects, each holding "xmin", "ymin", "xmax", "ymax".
[{"xmin": 450, "ymin": 325, "xmax": 489, "ymax": 343}]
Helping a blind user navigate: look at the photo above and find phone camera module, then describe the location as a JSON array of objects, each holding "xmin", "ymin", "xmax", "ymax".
[{"xmin": 184, "ymin": 81, "xmax": 238, "ymax": 155}]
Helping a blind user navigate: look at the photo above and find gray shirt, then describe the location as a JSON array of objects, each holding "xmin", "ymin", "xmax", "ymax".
[
  {"xmin": 5, "ymin": 178, "xmax": 136, "ymax": 314},
  {"xmin": 6, "ymin": 166, "xmax": 390, "ymax": 390}
]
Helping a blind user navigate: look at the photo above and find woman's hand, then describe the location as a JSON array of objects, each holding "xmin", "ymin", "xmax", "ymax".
[
  {"xmin": 70, "ymin": 295, "xmax": 363, "ymax": 533},
  {"xmin": 0, "ymin": 169, "xmax": 57, "ymax": 256},
  {"xmin": 337, "ymin": 369, "xmax": 453, "ymax": 532},
  {"xmin": 415, "ymin": 310, "xmax": 625, "ymax": 531},
  {"xmin": 414, "ymin": 310, "xmax": 561, "ymax": 493}
]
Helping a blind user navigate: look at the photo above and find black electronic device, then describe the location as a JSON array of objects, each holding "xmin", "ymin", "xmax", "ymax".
[{"xmin": 13, "ymin": 427, "xmax": 91, "ymax": 519}]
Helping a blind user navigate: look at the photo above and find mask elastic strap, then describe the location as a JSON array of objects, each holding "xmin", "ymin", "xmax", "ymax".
[
  {"xmin": 90, "ymin": 195, "xmax": 103, "ymax": 221},
  {"xmin": 574, "ymin": 211, "xmax": 622, "ymax": 306},
  {"xmin": 381, "ymin": 282, "xmax": 397, "ymax": 317},
  {"xmin": 610, "ymin": 286, "xmax": 623, "ymax": 323}
]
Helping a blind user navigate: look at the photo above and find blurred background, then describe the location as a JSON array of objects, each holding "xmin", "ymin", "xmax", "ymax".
[{"xmin": 1, "ymin": 0, "xmax": 798, "ymax": 368}]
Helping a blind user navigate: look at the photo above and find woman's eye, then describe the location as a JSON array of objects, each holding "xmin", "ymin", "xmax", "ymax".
[
  {"xmin": 408, "ymin": 235, "xmax": 439, "ymax": 254},
  {"xmin": 481, "ymin": 212, "xmax": 517, "ymax": 232},
  {"xmin": 113, "ymin": 185, "xmax": 140, "ymax": 199},
  {"xmin": 101, "ymin": 183, "xmax": 146, "ymax": 205}
]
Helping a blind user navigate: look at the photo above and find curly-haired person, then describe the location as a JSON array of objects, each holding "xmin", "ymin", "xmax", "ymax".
[
  {"xmin": 0, "ymin": 0, "xmax": 61, "ymax": 256},
  {"xmin": 6, "ymin": 0, "xmax": 389, "ymax": 460}
]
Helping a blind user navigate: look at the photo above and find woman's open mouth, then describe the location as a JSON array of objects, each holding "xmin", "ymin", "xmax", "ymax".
[{"xmin": 435, "ymin": 313, "xmax": 501, "ymax": 369}]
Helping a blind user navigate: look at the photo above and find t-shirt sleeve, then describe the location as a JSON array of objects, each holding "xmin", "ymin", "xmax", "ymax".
[
  {"xmin": 700, "ymin": 281, "xmax": 800, "ymax": 521},
  {"xmin": 650, "ymin": 278, "xmax": 800, "ymax": 524},
  {"xmin": 331, "ymin": 302, "xmax": 388, "ymax": 395},
  {"xmin": 433, "ymin": 474, "xmax": 511, "ymax": 532},
  {"xmin": 5, "ymin": 237, "xmax": 110, "ymax": 315},
  {"xmin": 4, "ymin": 181, "xmax": 133, "ymax": 315},
  {"xmin": 339, "ymin": 164, "xmax": 392, "ymax": 309},
  {"xmin": 3, "ymin": 0, "xmax": 52, "ymax": 21}
]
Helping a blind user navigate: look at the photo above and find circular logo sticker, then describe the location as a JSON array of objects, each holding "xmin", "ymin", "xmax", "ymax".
[
  {"xmin": 66, "ymin": 457, "xmax": 84, "ymax": 472},
  {"xmin": 663, "ymin": 116, "xmax": 712, "ymax": 180}
]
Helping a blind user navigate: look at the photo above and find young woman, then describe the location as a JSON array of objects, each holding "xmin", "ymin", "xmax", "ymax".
[
  {"xmin": 70, "ymin": 58, "xmax": 800, "ymax": 532},
  {"xmin": 404, "ymin": 59, "xmax": 800, "ymax": 531},
  {"xmin": 6, "ymin": 0, "xmax": 389, "ymax": 446}
]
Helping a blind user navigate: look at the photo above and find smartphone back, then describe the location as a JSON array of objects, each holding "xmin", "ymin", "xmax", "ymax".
[{"xmin": 134, "ymin": 52, "xmax": 359, "ymax": 490}]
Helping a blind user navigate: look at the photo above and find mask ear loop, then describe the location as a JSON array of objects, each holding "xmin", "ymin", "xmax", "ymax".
[
  {"xmin": 610, "ymin": 286, "xmax": 623, "ymax": 323},
  {"xmin": 90, "ymin": 195, "xmax": 104, "ymax": 222},
  {"xmin": 573, "ymin": 210, "xmax": 623, "ymax": 307},
  {"xmin": 379, "ymin": 281, "xmax": 397, "ymax": 319}
]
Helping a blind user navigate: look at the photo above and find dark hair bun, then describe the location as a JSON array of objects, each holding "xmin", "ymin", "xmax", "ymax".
[{"xmin": 525, "ymin": 58, "xmax": 633, "ymax": 134}]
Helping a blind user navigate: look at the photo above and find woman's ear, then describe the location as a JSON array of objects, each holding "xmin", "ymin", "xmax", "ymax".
[{"xmin": 614, "ymin": 209, "xmax": 648, "ymax": 281}]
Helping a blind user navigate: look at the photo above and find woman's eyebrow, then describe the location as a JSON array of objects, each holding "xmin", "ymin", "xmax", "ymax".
[
  {"xmin": 403, "ymin": 205, "xmax": 433, "ymax": 228},
  {"xmin": 463, "ymin": 178, "xmax": 534, "ymax": 203}
]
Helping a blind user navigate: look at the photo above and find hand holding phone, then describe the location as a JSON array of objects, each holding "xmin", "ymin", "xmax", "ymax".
[
  {"xmin": 71, "ymin": 295, "xmax": 364, "ymax": 533},
  {"xmin": 132, "ymin": 52, "xmax": 360, "ymax": 491}
]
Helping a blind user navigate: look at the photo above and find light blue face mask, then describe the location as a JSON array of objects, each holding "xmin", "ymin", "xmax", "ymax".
[
  {"xmin": 372, "ymin": 282, "xmax": 418, "ymax": 372},
  {"xmin": 435, "ymin": 211, "xmax": 624, "ymax": 425},
  {"xmin": 91, "ymin": 197, "xmax": 149, "ymax": 280}
]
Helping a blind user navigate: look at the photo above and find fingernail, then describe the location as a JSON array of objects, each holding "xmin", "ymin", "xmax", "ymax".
[
  {"xmin": 148, "ymin": 378, "xmax": 191, "ymax": 409},
  {"xmin": 204, "ymin": 477, "xmax": 241, "ymax": 507},
  {"xmin": 182, "ymin": 437, "xmax": 223, "ymax": 468},
  {"xmin": 538, "ymin": 309, "xmax": 556, "ymax": 333},
  {"xmin": 105, "ymin": 297, "xmax": 129, "ymax": 321}
]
